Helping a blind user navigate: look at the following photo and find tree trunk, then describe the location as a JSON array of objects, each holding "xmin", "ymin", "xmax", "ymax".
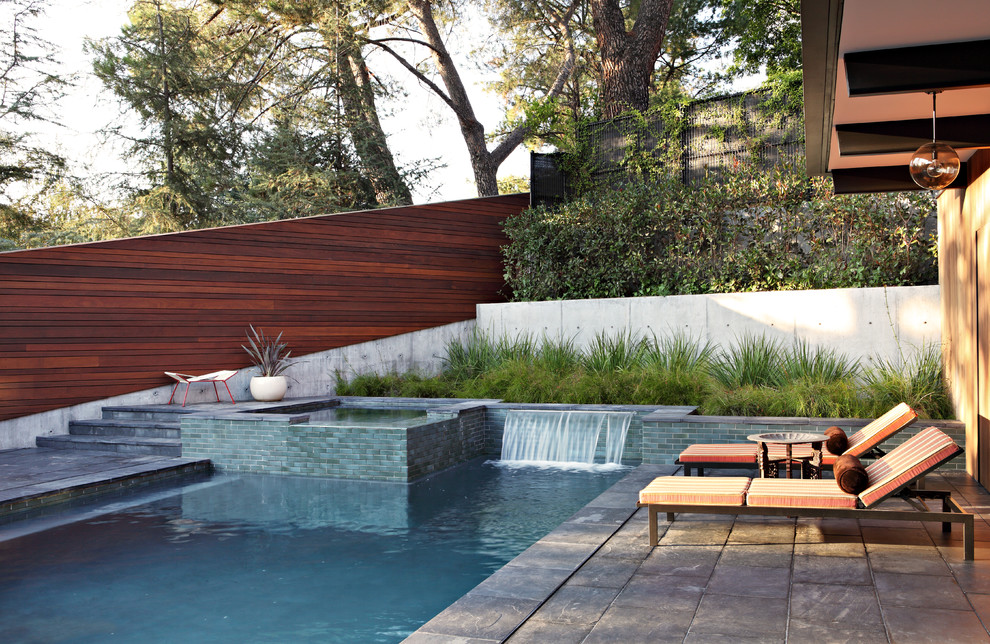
[
  {"xmin": 335, "ymin": 41, "xmax": 413, "ymax": 206},
  {"xmin": 155, "ymin": 3, "xmax": 180, "ymax": 223},
  {"xmin": 405, "ymin": 0, "xmax": 575, "ymax": 197},
  {"xmin": 406, "ymin": 0, "xmax": 498, "ymax": 196},
  {"xmin": 590, "ymin": 0, "xmax": 673, "ymax": 119}
]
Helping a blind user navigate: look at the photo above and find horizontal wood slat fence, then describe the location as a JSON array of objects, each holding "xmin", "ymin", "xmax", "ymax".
[{"xmin": 0, "ymin": 194, "xmax": 529, "ymax": 422}]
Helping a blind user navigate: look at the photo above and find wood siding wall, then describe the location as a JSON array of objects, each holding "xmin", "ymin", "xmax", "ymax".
[
  {"xmin": 939, "ymin": 149, "xmax": 990, "ymax": 479},
  {"xmin": 0, "ymin": 195, "xmax": 529, "ymax": 422}
]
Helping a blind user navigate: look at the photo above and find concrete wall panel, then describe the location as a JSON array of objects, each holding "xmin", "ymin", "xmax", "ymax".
[{"xmin": 479, "ymin": 285, "xmax": 940, "ymax": 365}]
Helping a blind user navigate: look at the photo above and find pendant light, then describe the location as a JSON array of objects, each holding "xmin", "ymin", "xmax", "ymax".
[{"xmin": 909, "ymin": 91, "xmax": 960, "ymax": 190}]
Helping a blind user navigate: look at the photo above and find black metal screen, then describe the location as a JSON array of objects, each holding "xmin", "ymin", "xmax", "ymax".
[
  {"xmin": 681, "ymin": 91, "xmax": 804, "ymax": 184},
  {"xmin": 531, "ymin": 89, "xmax": 805, "ymax": 200},
  {"xmin": 530, "ymin": 151, "xmax": 569, "ymax": 208}
]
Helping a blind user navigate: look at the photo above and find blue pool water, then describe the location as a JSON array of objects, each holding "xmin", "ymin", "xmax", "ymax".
[{"xmin": 0, "ymin": 460, "xmax": 626, "ymax": 643}]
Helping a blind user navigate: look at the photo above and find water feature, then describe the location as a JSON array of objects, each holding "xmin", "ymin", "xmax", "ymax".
[
  {"xmin": 0, "ymin": 460, "xmax": 625, "ymax": 643},
  {"xmin": 500, "ymin": 410, "xmax": 634, "ymax": 466}
]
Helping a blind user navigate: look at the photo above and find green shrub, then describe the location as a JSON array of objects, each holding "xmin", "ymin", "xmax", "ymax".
[
  {"xmin": 502, "ymin": 163, "xmax": 937, "ymax": 302},
  {"xmin": 708, "ymin": 335, "xmax": 787, "ymax": 389},
  {"xmin": 333, "ymin": 332, "xmax": 954, "ymax": 420},
  {"xmin": 700, "ymin": 380, "xmax": 865, "ymax": 418},
  {"xmin": 581, "ymin": 331, "xmax": 647, "ymax": 375},
  {"xmin": 641, "ymin": 331, "xmax": 716, "ymax": 373},
  {"xmin": 781, "ymin": 340, "xmax": 860, "ymax": 384},
  {"xmin": 863, "ymin": 345, "xmax": 952, "ymax": 419},
  {"xmin": 630, "ymin": 366, "xmax": 712, "ymax": 406},
  {"xmin": 334, "ymin": 371, "xmax": 407, "ymax": 397},
  {"xmin": 536, "ymin": 336, "xmax": 582, "ymax": 373},
  {"xmin": 442, "ymin": 330, "xmax": 503, "ymax": 381}
]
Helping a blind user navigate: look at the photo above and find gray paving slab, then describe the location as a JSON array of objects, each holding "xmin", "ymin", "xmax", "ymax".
[
  {"xmin": 792, "ymin": 553, "xmax": 873, "ymax": 584},
  {"xmin": 414, "ymin": 593, "xmax": 542, "ymax": 642},
  {"xmin": 706, "ymin": 564, "xmax": 791, "ymax": 599},
  {"xmin": 689, "ymin": 594, "xmax": 789, "ymax": 637},
  {"xmin": 582, "ymin": 605, "xmax": 694, "ymax": 643},
  {"xmin": 718, "ymin": 543, "xmax": 793, "ymax": 568},
  {"xmin": 883, "ymin": 606, "xmax": 990, "ymax": 643},
  {"xmin": 785, "ymin": 620, "xmax": 888, "ymax": 644},
  {"xmin": 874, "ymin": 571, "xmax": 971, "ymax": 610},
  {"xmin": 788, "ymin": 582, "xmax": 883, "ymax": 627}
]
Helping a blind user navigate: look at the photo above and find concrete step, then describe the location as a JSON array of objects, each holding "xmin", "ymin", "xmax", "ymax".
[
  {"xmin": 69, "ymin": 419, "xmax": 180, "ymax": 440},
  {"xmin": 36, "ymin": 435, "xmax": 181, "ymax": 457},
  {"xmin": 102, "ymin": 405, "xmax": 196, "ymax": 422}
]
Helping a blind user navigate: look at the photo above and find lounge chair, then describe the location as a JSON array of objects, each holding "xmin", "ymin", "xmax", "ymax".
[
  {"xmin": 639, "ymin": 426, "xmax": 975, "ymax": 559},
  {"xmin": 166, "ymin": 370, "xmax": 238, "ymax": 406},
  {"xmin": 676, "ymin": 402, "xmax": 918, "ymax": 476}
]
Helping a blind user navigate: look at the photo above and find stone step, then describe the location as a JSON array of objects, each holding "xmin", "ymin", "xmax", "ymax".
[
  {"xmin": 69, "ymin": 419, "xmax": 180, "ymax": 440},
  {"xmin": 36, "ymin": 435, "xmax": 181, "ymax": 457},
  {"xmin": 102, "ymin": 405, "xmax": 196, "ymax": 423}
]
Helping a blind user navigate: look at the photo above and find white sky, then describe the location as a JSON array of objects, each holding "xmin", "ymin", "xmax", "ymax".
[{"xmin": 32, "ymin": 0, "xmax": 531, "ymax": 204}]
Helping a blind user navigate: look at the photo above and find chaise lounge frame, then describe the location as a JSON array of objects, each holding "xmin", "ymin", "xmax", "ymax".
[
  {"xmin": 640, "ymin": 427, "xmax": 975, "ymax": 560},
  {"xmin": 641, "ymin": 488, "xmax": 973, "ymax": 560}
]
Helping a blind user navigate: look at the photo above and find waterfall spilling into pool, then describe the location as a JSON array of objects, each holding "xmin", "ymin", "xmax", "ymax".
[{"xmin": 500, "ymin": 410, "xmax": 634, "ymax": 466}]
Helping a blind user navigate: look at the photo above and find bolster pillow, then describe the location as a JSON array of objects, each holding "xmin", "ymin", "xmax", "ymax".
[
  {"xmin": 833, "ymin": 454, "xmax": 869, "ymax": 495},
  {"xmin": 824, "ymin": 426, "xmax": 849, "ymax": 455}
]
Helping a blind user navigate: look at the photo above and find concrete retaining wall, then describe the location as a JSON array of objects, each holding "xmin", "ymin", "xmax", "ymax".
[{"xmin": 478, "ymin": 285, "xmax": 940, "ymax": 368}]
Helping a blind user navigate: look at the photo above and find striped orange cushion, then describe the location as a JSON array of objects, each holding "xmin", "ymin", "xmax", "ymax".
[
  {"xmin": 746, "ymin": 479, "xmax": 859, "ymax": 509},
  {"xmin": 859, "ymin": 426, "xmax": 961, "ymax": 507},
  {"xmin": 845, "ymin": 402, "xmax": 917, "ymax": 457},
  {"xmin": 639, "ymin": 476, "xmax": 750, "ymax": 506},
  {"xmin": 678, "ymin": 443, "xmax": 757, "ymax": 463}
]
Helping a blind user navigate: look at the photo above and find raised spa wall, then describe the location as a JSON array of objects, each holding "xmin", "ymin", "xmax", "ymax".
[{"xmin": 180, "ymin": 397, "xmax": 967, "ymax": 482}]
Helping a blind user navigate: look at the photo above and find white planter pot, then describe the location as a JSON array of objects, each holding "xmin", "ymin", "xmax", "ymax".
[{"xmin": 250, "ymin": 375, "xmax": 287, "ymax": 402}]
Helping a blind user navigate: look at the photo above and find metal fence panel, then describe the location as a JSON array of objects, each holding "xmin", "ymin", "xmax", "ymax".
[{"xmin": 531, "ymin": 89, "xmax": 805, "ymax": 198}]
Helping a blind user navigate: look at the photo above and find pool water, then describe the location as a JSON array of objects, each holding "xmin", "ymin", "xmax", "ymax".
[
  {"xmin": 304, "ymin": 406, "xmax": 428, "ymax": 426},
  {"xmin": 0, "ymin": 460, "xmax": 626, "ymax": 643}
]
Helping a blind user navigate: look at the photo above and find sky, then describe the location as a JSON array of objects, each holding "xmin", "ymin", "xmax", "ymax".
[{"xmin": 31, "ymin": 0, "xmax": 531, "ymax": 205}]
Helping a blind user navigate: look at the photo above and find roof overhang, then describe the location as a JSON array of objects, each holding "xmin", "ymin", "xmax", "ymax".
[{"xmin": 802, "ymin": 0, "xmax": 990, "ymax": 193}]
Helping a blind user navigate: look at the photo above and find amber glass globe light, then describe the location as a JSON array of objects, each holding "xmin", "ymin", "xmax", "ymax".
[
  {"xmin": 909, "ymin": 91, "xmax": 960, "ymax": 190},
  {"xmin": 909, "ymin": 141, "xmax": 960, "ymax": 190}
]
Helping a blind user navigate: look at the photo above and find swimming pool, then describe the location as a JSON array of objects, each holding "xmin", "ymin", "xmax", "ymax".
[{"xmin": 0, "ymin": 460, "xmax": 627, "ymax": 643}]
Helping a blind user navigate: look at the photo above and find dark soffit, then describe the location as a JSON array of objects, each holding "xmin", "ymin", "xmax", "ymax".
[
  {"xmin": 845, "ymin": 38, "xmax": 990, "ymax": 96},
  {"xmin": 836, "ymin": 114, "xmax": 990, "ymax": 154},
  {"xmin": 831, "ymin": 163, "xmax": 968, "ymax": 194}
]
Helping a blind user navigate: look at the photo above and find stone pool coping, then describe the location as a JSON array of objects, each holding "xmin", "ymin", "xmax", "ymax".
[{"xmin": 0, "ymin": 448, "xmax": 210, "ymax": 516}]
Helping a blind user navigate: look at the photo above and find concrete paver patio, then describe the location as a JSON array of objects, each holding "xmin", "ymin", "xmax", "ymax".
[{"xmin": 408, "ymin": 465, "xmax": 990, "ymax": 643}]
